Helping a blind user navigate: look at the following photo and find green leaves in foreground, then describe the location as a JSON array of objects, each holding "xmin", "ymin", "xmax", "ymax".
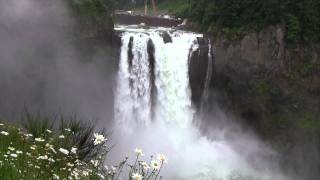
[
  {"xmin": 0, "ymin": 119, "xmax": 107, "ymax": 180},
  {"xmin": 0, "ymin": 116, "xmax": 167, "ymax": 180}
]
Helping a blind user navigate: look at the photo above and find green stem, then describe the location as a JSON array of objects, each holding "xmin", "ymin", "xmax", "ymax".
[{"xmin": 154, "ymin": 161, "xmax": 164, "ymax": 180}]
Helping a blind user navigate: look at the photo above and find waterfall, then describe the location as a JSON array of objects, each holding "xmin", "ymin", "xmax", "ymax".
[
  {"xmin": 115, "ymin": 26, "xmax": 202, "ymax": 129},
  {"xmin": 113, "ymin": 25, "xmax": 289, "ymax": 180},
  {"xmin": 115, "ymin": 32, "xmax": 152, "ymax": 129}
]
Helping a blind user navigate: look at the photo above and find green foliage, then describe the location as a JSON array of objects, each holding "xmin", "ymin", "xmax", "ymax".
[
  {"xmin": 284, "ymin": 52, "xmax": 319, "ymax": 81},
  {"xmin": 0, "ymin": 117, "xmax": 167, "ymax": 179},
  {"xmin": 59, "ymin": 116, "xmax": 104, "ymax": 161},
  {"xmin": 22, "ymin": 112, "xmax": 104, "ymax": 162},
  {"xmin": 175, "ymin": 0, "xmax": 320, "ymax": 42},
  {"xmin": 286, "ymin": 15, "xmax": 301, "ymax": 42},
  {"xmin": 69, "ymin": 0, "xmax": 115, "ymax": 17},
  {"xmin": 166, "ymin": 0, "xmax": 190, "ymax": 17},
  {"xmin": 134, "ymin": 0, "xmax": 190, "ymax": 17},
  {"xmin": 67, "ymin": 0, "xmax": 116, "ymax": 40},
  {"xmin": 251, "ymin": 81, "xmax": 271, "ymax": 105},
  {"xmin": 121, "ymin": 0, "xmax": 320, "ymax": 42},
  {"xmin": 297, "ymin": 113, "xmax": 320, "ymax": 132},
  {"xmin": 1, "ymin": 121, "xmax": 102, "ymax": 180},
  {"xmin": 22, "ymin": 110, "xmax": 54, "ymax": 138},
  {"xmin": 299, "ymin": 0, "xmax": 320, "ymax": 41}
]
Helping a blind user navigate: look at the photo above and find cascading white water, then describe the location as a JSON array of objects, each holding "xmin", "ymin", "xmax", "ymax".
[
  {"xmin": 115, "ymin": 26, "xmax": 199, "ymax": 129},
  {"xmin": 152, "ymin": 32, "xmax": 197, "ymax": 128},
  {"xmin": 115, "ymin": 32, "xmax": 152, "ymax": 130},
  {"xmin": 113, "ymin": 25, "xmax": 289, "ymax": 180}
]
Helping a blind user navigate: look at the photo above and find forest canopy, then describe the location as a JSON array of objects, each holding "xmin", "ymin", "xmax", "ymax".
[
  {"xmin": 116, "ymin": 0, "xmax": 320, "ymax": 42},
  {"xmin": 187, "ymin": 0, "xmax": 320, "ymax": 42}
]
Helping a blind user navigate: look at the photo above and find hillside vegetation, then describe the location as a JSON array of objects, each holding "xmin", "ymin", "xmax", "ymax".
[
  {"xmin": 135, "ymin": 0, "xmax": 320, "ymax": 42},
  {"xmin": 190, "ymin": 0, "xmax": 320, "ymax": 42}
]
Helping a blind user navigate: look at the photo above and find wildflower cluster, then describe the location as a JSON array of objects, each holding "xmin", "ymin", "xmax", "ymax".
[
  {"xmin": 90, "ymin": 148, "xmax": 168, "ymax": 180},
  {"xmin": 0, "ymin": 120, "xmax": 167, "ymax": 180},
  {"xmin": 128, "ymin": 149, "xmax": 168, "ymax": 180}
]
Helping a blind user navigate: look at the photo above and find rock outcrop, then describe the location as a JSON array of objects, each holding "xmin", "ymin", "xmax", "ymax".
[
  {"xmin": 212, "ymin": 25, "xmax": 319, "ymax": 122},
  {"xmin": 189, "ymin": 37, "xmax": 213, "ymax": 108}
]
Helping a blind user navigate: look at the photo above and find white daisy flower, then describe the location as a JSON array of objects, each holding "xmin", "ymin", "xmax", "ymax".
[
  {"xmin": 45, "ymin": 143, "xmax": 51, "ymax": 148},
  {"xmin": 90, "ymin": 160, "xmax": 99, "ymax": 167},
  {"xmin": 30, "ymin": 145, "xmax": 37, "ymax": 150},
  {"xmin": 58, "ymin": 135, "xmax": 65, "ymax": 139},
  {"xmin": 132, "ymin": 173, "xmax": 143, "ymax": 180},
  {"xmin": 141, "ymin": 162, "xmax": 150, "ymax": 171},
  {"xmin": 111, "ymin": 166, "xmax": 117, "ymax": 173},
  {"xmin": 93, "ymin": 133, "xmax": 107, "ymax": 145},
  {"xmin": 157, "ymin": 154, "xmax": 168, "ymax": 163},
  {"xmin": 71, "ymin": 147, "xmax": 77, "ymax": 154},
  {"xmin": 59, "ymin": 148, "xmax": 69, "ymax": 155},
  {"xmin": 24, "ymin": 134, "xmax": 33, "ymax": 137},
  {"xmin": 35, "ymin": 138, "xmax": 45, "ymax": 142},
  {"xmin": 53, "ymin": 174, "xmax": 60, "ymax": 179},
  {"xmin": 48, "ymin": 158, "xmax": 55, "ymax": 163},
  {"xmin": 38, "ymin": 155, "xmax": 48, "ymax": 160},
  {"xmin": 82, "ymin": 170, "xmax": 89, "ymax": 176},
  {"xmin": 0, "ymin": 131, "xmax": 9, "ymax": 136},
  {"xmin": 150, "ymin": 160, "xmax": 161, "ymax": 170},
  {"xmin": 67, "ymin": 163, "xmax": 74, "ymax": 167},
  {"xmin": 10, "ymin": 153, "xmax": 18, "ymax": 158},
  {"xmin": 46, "ymin": 129, "xmax": 52, "ymax": 133},
  {"xmin": 45, "ymin": 143, "xmax": 57, "ymax": 153},
  {"xmin": 134, "ymin": 148, "xmax": 144, "ymax": 156}
]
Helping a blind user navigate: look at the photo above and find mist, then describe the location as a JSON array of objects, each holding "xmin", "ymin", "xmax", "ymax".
[
  {"xmin": 109, "ymin": 103, "xmax": 292, "ymax": 179},
  {"xmin": 0, "ymin": 0, "xmax": 116, "ymax": 127}
]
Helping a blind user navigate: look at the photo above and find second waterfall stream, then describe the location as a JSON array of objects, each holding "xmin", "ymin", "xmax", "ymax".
[{"xmin": 111, "ymin": 25, "xmax": 289, "ymax": 180}]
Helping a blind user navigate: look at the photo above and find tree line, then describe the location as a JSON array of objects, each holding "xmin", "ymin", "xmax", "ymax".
[
  {"xmin": 69, "ymin": 0, "xmax": 320, "ymax": 43},
  {"xmin": 187, "ymin": 0, "xmax": 320, "ymax": 42}
]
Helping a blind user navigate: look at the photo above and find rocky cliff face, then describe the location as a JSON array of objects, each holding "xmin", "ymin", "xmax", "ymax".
[
  {"xmin": 208, "ymin": 25, "xmax": 320, "ymax": 180},
  {"xmin": 211, "ymin": 25, "xmax": 319, "ymax": 127},
  {"xmin": 189, "ymin": 37, "xmax": 213, "ymax": 108},
  {"xmin": 214, "ymin": 25, "xmax": 285, "ymax": 73}
]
